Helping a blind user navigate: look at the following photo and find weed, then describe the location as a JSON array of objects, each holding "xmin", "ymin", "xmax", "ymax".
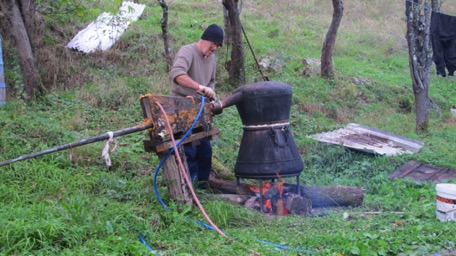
[{"xmin": 1, "ymin": 0, "xmax": 456, "ymax": 255}]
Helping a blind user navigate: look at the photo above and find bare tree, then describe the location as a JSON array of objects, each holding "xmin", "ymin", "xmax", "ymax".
[
  {"xmin": 158, "ymin": 0, "xmax": 173, "ymax": 72},
  {"xmin": 405, "ymin": 0, "xmax": 433, "ymax": 133},
  {"xmin": 321, "ymin": 0, "xmax": 344, "ymax": 77},
  {"xmin": 0, "ymin": 0, "xmax": 42, "ymax": 100},
  {"xmin": 223, "ymin": 8, "xmax": 233, "ymax": 47},
  {"xmin": 222, "ymin": 0, "xmax": 245, "ymax": 86}
]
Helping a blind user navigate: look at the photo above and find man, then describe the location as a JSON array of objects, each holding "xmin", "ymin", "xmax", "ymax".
[{"xmin": 169, "ymin": 24, "xmax": 224, "ymax": 188}]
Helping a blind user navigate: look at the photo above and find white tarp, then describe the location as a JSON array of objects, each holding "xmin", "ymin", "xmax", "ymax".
[
  {"xmin": 66, "ymin": 1, "xmax": 146, "ymax": 53},
  {"xmin": 308, "ymin": 123, "xmax": 424, "ymax": 156}
]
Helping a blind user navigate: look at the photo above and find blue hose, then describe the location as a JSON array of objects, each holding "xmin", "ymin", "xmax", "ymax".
[
  {"xmin": 153, "ymin": 96, "xmax": 205, "ymax": 210},
  {"xmin": 256, "ymin": 240, "xmax": 314, "ymax": 254},
  {"xmin": 139, "ymin": 234, "xmax": 160, "ymax": 255}
]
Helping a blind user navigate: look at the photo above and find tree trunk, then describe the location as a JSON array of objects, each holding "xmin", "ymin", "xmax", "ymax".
[
  {"xmin": 158, "ymin": 0, "xmax": 173, "ymax": 73},
  {"xmin": 161, "ymin": 147, "xmax": 194, "ymax": 207},
  {"xmin": 222, "ymin": 0, "xmax": 245, "ymax": 87},
  {"xmin": 223, "ymin": 1, "xmax": 243, "ymax": 48},
  {"xmin": 19, "ymin": 0, "xmax": 37, "ymax": 50},
  {"xmin": 223, "ymin": 8, "xmax": 233, "ymax": 47},
  {"xmin": 405, "ymin": 0, "xmax": 433, "ymax": 133},
  {"xmin": 0, "ymin": 0, "xmax": 41, "ymax": 100},
  {"xmin": 321, "ymin": 0, "xmax": 344, "ymax": 78},
  {"xmin": 431, "ymin": 0, "xmax": 443, "ymax": 11}
]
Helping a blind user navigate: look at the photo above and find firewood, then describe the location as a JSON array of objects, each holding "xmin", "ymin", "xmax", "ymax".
[
  {"xmin": 208, "ymin": 172, "xmax": 255, "ymax": 196},
  {"xmin": 204, "ymin": 194, "xmax": 252, "ymax": 205},
  {"xmin": 207, "ymin": 175, "xmax": 364, "ymax": 208},
  {"xmin": 284, "ymin": 193, "xmax": 311, "ymax": 215},
  {"xmin": 275, "ymin": 198, "xmax": 286, "ymax": 216},
  {"xmin": 285, "ymin": 184, "xmax": 364, "ymax": 208}
]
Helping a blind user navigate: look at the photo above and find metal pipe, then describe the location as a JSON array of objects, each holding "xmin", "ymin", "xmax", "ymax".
[
  {"xmin": 0, "ymin": 35, "xmax": 5, "ymax": 106},
  {"xmin": 211, "ymin": 90, "xmax": 243, "ymax": 115},
  {"xmin": 0, "ymin": 122, "xmax": 153, "ymax": 167}
]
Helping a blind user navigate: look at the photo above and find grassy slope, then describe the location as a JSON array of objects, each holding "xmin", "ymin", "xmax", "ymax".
[{"xmin": 1, "ymin": 0, "xmax": 456, "ymax": 255}]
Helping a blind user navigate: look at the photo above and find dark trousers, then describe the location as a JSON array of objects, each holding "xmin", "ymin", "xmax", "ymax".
[{"xmin": 184, "ymin": 139, "xmax": 212, "ymax": 182}]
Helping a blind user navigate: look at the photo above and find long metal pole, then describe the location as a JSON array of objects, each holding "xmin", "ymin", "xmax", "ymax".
[
  {"xmin": 0, "ymin": 35, "xmax": 6, "ymax": 105},
  {"xmin": 0, "ymin": 122, "xmax": 153, "ymax": 167}
]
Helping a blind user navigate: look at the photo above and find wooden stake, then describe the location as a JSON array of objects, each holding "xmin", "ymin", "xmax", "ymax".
[{"xmin": 161, "ymin": 147, "xmax": 193, "ymax": 207}]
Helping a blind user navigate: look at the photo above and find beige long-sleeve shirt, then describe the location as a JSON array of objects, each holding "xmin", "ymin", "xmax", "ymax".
[{"xmin": 169, "ymin": 43, "xmax": 216, "ymax": 98}]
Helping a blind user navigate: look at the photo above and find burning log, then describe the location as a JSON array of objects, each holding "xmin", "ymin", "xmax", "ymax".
[
  {"xmin": 264, "ymin": 184, "xmax": 311, "ymax": 215},
  {"xmin": 208, "ymin": 175, "xmax": 364, "ymax": 208},
  {"xmin": 240, "ymin": 192, "xmax": 311, "ymax": 216},
  {"xmin": 275, "ymin": 198, "xmax": 286, "ymax": 216},
  {"xmin": 286, "ymin": 184, "xmax": 364, "ymax": 208},
  {"xmin": 284, "ymin": 193, "xmax": 311, "ymax": 215}
]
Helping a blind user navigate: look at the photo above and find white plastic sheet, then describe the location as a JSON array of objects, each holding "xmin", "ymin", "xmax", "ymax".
[{"xmin": 66, "ymin": 1, "xmax": 146, "ymax": 53}]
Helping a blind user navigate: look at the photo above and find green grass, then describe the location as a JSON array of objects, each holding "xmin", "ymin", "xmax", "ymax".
[{"xmin": 1, "ymin": 0, "xmax": 456, "ymax": 255}]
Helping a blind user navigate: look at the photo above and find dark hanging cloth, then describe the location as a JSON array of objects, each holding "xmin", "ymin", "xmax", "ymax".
[{"xmin": 431, "ymin": 12, "xmax": 456, "ymax": 77}]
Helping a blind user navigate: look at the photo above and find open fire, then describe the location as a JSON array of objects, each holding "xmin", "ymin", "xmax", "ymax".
[{"xmin": 246, "ymin": 172, "xmax": 311, "ymax": 216}]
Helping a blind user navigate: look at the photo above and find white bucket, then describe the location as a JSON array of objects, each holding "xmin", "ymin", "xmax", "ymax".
[{"xmin": 436, "ymin": 183, "xmax": 456, "ymax": 222}]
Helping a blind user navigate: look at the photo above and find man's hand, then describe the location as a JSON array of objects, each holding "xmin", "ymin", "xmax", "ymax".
[{"xmin": 198, "ymin": 85, "xmax": 216, "ymax": 100}]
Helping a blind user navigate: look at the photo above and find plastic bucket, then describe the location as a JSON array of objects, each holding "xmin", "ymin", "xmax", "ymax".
[{"xmin": 436, "ymin": 183, "xmax": 456, "ymax": 222}]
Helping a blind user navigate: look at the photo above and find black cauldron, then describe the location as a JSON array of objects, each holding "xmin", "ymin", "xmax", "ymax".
[{"xmin": 212, "ymin": 81, "xmax": 303, "ymax": 179}]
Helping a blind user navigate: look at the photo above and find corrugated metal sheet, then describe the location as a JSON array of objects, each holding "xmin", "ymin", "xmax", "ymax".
[
  {"xmin": 66, "ymin": 1, "xmax": 146, "ymax": 53},
  {"xmin": 307, "ymin": 123, "xmax": 424, "ymax": 156},
  {"xmin": 390, "ymin": 161, "xmax": 456, "ymax": 183}
]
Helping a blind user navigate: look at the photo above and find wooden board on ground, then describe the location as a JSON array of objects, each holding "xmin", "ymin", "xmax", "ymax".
[{"xmin": 389, "ymin": 161, "xmax": 456, "ymax": 183}]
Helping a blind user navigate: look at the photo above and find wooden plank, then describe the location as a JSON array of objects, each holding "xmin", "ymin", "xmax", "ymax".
[
  {"xmin": 389, "ymin": 161, "xmax": 423, "ymax": 179},
  {"xmin": 140, "ymin": 94, "xmax": 217, "ymax": 153},
  {"xmin": 140, "ymin": 95, "xmax": 213, "ymax": 139},
  {"xmin": 390, "ymin": 161, "xmax": 456, "ymax": 183},
  {"xmin": 154, "ymin": 128, "xmax": 219, "ymax": 153},
  {"xmin": 436, "ymin": 169, "xmax": 456, "ymax": 183}
]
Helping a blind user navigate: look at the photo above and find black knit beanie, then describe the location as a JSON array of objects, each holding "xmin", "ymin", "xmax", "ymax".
[{"xmin": 201, "ymin": 24, "xmax": 224, "ymax": 46}]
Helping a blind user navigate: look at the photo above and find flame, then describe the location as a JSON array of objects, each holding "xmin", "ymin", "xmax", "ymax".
[
  {"xmin": 264, "ymin": 199, "xmax": 271, "ymax": 212},
  {"xmin": 246, "ymin": 170, "xmax": 289, "ymax": 215},
  {"xmin": 276, "ymin": 170, "xmax": 284, "ymax": 198},
  {"xmin": 247, "ymin": 183, "xmax": 272, "ymax": 213},
  {"xmin": 247, "ymin": 182, "xmax": 271, "ymax": 194},
  {"xmin": 275, "ymin": 171, "xmax": 289, "ymax": 215}
]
